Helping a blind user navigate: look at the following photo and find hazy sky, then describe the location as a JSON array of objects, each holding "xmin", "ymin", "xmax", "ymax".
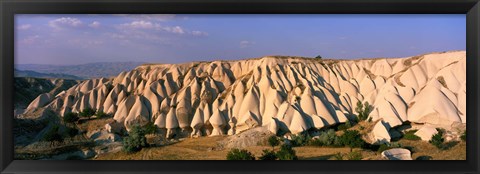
[{"xmin": 15, "ymin": 14, "xmax": 465, "ymax": 65}]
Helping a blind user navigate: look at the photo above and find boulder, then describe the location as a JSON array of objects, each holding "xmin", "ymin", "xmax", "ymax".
[{"xmin": 381, "ymin": 148, "xmax": 412, "ymax": 160}]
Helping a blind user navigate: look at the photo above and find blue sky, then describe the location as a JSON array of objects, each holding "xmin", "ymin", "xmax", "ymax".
[{"xmin": 15, "ymin": 14, "xmax": 465, "ymax": 65}]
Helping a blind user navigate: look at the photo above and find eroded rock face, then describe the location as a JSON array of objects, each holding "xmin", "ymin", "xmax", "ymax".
[
  {"xmin": 415, "ymin": 125, "xmax": 439, "ymax": 141},
  {"xmin": 25, "ymin": 51, "xmax": 466, "ymax": 137}
]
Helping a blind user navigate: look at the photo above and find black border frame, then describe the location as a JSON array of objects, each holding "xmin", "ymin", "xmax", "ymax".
[{"xmin": 1, "ymin": 0, "xmax": 479, "ymax": 174}]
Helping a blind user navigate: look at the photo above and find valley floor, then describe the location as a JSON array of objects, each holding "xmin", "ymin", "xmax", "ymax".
[{"xmin": 94, "ymin": 136, "xmax": 466, "ymax": 160}]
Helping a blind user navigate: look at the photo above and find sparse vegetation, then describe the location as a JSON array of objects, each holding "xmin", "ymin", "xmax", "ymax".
[
  {"xmin": 315, "ymin": 55, "xmax": 323, "ymax": 59},
  {"xmin": 275, "ymin": 144, "xmax": 298, "ymax": 160},
  {"xmin": 403, "ymin": 130, "xmax": 421, "ymax": 141},
  {"xmin": 267, "ymin": 135, "xmax": 280, "ymax": 150},
  {"xmin": 345, "ymin": 150, "xmax": 363, "ymax": 160},
  {"xmin": 258, "ymin": 149, "xmax": 277, "ymax": 160},
  {"xmin": 144, "ymin": 122, "xmax": 158, "ymax": 135},
  {"xmin": 63, "ymin": 112, "xmax": 79, "ymax": 123},
  {"xmin": 95, "ymin": 110, "xmax": 111, "ymax": 119},
  {"xmin": 429, "ymin": 129, "xmax": 445, "ymax": 149},
  {"xmin": 123, "ymin": 125, "xmax": 148, "ymax": 153},
  {"xmin": 79, "ymin": 108, "xmax": 96, "ymax": 118},
  {"xmin": 65, "ymin": 126, "xmax": 79, "ymax": 137},
  {"xmin": 289, "ymin": 133, "xmax": 311, "ymax": 147},
  {"xmin": 309, "ymin": 129, "xmax": 340, "ymax": 147},
  {"xmin": 337, "ymin": 130, "xmax": 366, "ymax": 149},
  {"xmin": 226, "ymin": 148, "xmax": 256, "ymax": 160},
  {"xmin": 460, "ymin": 130, "xmax": 466, "ymax": 142}
]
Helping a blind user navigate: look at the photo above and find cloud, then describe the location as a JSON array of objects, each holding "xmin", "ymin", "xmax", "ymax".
[
  {"xmin": 114, "ymin": 14, "xmax": 177, "ymax": 21},
  {"xmin": 118, "ymin": 20, "xmax": 207, "ymax": 36},
  {"xmin": 164, "ymin": 26, "xmax": 185, "ymax": 34},
  {"xmin": 17, "ymin": 24, "xmax": 31, "ymax": 30},
  {"xmin": 19, "ymin": 35, "xmax": 40, "ymax": 45},
  {"xmin": 191, "ymin": 30, "xmax": 209, "ymax": 36},
  {"xmin": 240, "ymin": 40, "xmax": 255, "ymax": 48},
  {"xmin": 119, "ymin": 20, "xmax": 158, "ymax": 30},
  {"xmin": 89, "ymin": 21, "xmax": 101, "ymax": 28},
  {"xmin": 49, "ymin": 17, "xmax": 83, "ymax": 30}
]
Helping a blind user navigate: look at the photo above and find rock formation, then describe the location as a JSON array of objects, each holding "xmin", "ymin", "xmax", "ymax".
[{"xmin": 23, "ymin": 51, "xmax": 467, "ymax": 138}]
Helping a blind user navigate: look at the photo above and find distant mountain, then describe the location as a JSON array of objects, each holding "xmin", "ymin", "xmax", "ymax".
[
  {"xmin": 16, "ymin": 62, "xmax": 145, "ymax": 79},
  {"xmin": 15, "ymin": 69, "xmax": 83, "ymax": 80}
]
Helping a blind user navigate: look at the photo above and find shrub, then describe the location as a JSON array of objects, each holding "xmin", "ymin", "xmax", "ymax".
[
  {"xmin": 310, "ymin": 129, "xmax": 338, "ymax": 147},
  {"xmin": 403, "ymin": 130, "xmax": 421, "ymax": 141},
  {"xmin": 355, "ymin": 101, "xmax": 371, "ymax": 121},
  {"xmin": 226, "ymin": 148, "xmax": 255, "ymax": 160},
  {"xmin": 429, "ymin": 129, "xmax": 444, "ymax": 149},
  {"xmin": 79, "ymin": 108, "xmax": 96, "ymax": 117},
  {"xmin": 315, "ymin": 55, "xmax": 323, "ymax": 59},
  {"xmin": 275, "ymin": 145, "xmax": 298, "ymax": 160},
  {"xmin": 289, "ymin": 133, "xmax": 311, "ymax": 147},
  {"xmin": 460, "ymin": 130, "xmax": 466, "ymax": 142},
  {"xmin": 367, "ymin": 117, "xmax": 373, "ymax": 123},
  {"xmin": 345, "ymin": 151, "xmax": 363, "ymax": 160},
  {"xmin": 43, "ymin": 125, "xmax": 63, "ymax": 142},
  {"xmin": 96, "ymin": 110, "xmax": 110, "ymax": 119},
  {"xmin": 123, "ymin": 125, "xmax": 147, "ymax": 153},
  {"xmin": 268, "ymin": 135, "xmax": 280, "ymax": 150},
  {"xmin": 259, "ymin": 149, "xmax": 277, "ymax": 160},
  {"xmin": 63, "ymin": 112, "xmax": 79, "ymax": 123},
  {"xmin": 338, "ymin": 130, "xmax": 366, "ymax": 148},
  {"xmin": 144, "ymin": 122, "xmax": 158, "ymax": 134},
  {"xmin": 65, "ymin": 126, "xmax": 79, "ymax": 137}
]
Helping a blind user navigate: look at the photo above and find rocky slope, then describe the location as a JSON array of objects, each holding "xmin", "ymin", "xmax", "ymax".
[
  {"xmin": 14, "ymin": 77, "xmax": 79, "ymax": 109},
  {"xmin": 21, "ymin": 51, "xmax": 466, "ymax": 142}
]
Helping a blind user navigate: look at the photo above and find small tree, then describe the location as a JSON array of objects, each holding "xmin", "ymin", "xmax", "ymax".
[
  {"xmin": 315, "ymin": 55, "xmax": 323, "ymax": 59},
  {"xmin": 226, "ymin": 148, "xmax": 255, "ymax": 160},
  {"xmin": 259, "ymin": 149, "xmax": 277, "ymax": 160},
  {"xmin": 79, "ymin": 108, "xmax": 96, "ymax": 118},
  {"xmin": 63, "ymin": 112, "xmax": 79, "ymax": 123},
  {"xmin": 275, "ymin": 144, "xmax": 298, "ymax": 160},
  {"xmin": 267, "ymin": 135, "xmax": 280, "ymax": 150},
  {"xmin": 338, "ymin": 130, "xmax": 366, "ymax": 149},
  {"xmin": 123, "ymin": 125, "xmax": 147, "ymax": 153},
  {"xmin": 429, "ymin": 129, "xmax": 444, "ymax": 149},
  {"xmin": 355, "ymin": 101, "xmax": 372, "ymax": 121},
  {"xmin": 144, "ymin": 122, "xmax": 158, "ymax": 135}
]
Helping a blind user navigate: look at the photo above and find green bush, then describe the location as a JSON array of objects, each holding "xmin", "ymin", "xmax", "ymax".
[
  {"xmin": 310, "ymin": 129, "xmax": 338, "ymax": 147},
  {"xmin": 96, "ymin": 110, "xmax": 110, "ymax": 119},
  {"xmin": 268, "ymin": 135, "xmax": 280, "ymax": 150},
  {"xmin": 144, "ymin": 122, "xmax": 158, "ymax": 134},
  {"xmin": 403, "ymin": 130, "xmax": 421, "ymax": 141},
  {"xmin": 123, "ymin": 125, "xmax": 148, "ymax": 153},
  {"xmin": 43, "ymin": 125, "xmax": 63, "ymax": 142},
  {"xmin": 289, "ymin": 133, "xmax": 311, "ymax": 147},
  {"xmin": 460, "ymin": 130, "xmax": 466, "ymax": 142},
  {"xmin": 63, "ymin": 112, "xmax": 79, "ymax": 123},
  {"xmin": 355, "ymin": 101, "xmax": 372, "ymax": 121},
  {"xmin": 275, "ymin": 145, "xmax": 298, "ymax": 160},
  {"xmin": 377, "ymin": 142, "xmax": 402, "ymax": 152},
  {"xmin": 429, "ymin": 129, "xmax": 444, "ymax": 149},
  {"xmin": 338, "ymin": 130, "xmax": 366, "ymax": 148},
  {"xmin": 226, "ymin": 148, "xmax": 255, "ymax": 160},
  {"xmin": 79, "ymin": 108, "xmax": 96, "ymax": 117},
  {"xmin": 259, "ymin": 149, "xmax": 277, "ymax": 160}
]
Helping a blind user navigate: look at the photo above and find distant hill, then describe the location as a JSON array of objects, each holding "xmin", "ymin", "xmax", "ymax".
[
  {"xmin": 14, "ymin": 77, "xmax": 79, "ymax": 109},
  {"xmin": 15, "ymin": 69, "xmax": 83, "ymax": 80},
  {"xmin": 16, "ymin": 62, "xmax": 144, "ymax": 79}
]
